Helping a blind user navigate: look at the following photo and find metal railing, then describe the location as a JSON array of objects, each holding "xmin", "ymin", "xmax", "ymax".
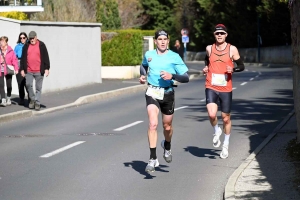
[{"xmin": 0, "ymin": 0, "xmax": 42, "ymax": 6}]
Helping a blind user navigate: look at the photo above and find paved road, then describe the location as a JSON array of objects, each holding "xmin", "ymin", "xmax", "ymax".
[{"xmin": 0, "ymin": 65, "xmax": 293, "ymax": 200}]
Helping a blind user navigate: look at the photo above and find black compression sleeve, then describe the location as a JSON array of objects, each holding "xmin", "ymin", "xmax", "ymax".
[
  {"xmin": 140, "ymin": 64, "xmax": 148, "ymax": 76},
  {"xmin": 233, "ymin": 58, "xmax": 245, "ymax": 72},
  {"xmin": 172, "ymin": 72, "xmax": 189, "ymax": 83},
  {"xmin": 205, "ymin": 55, "xmax": 210, "ymax": 66}
]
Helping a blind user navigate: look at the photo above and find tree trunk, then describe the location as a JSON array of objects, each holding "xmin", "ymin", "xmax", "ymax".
[{"xmin": 290, "ymin": 0, "xmax": 300, "ymax": 143}]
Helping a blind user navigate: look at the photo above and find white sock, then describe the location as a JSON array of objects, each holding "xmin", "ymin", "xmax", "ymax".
[
  {"xmin": 213, "ymin": 124, "xmax": 219, "ymax": 132},
  {"xmin": 224, "ymin": 134, "xmax": 230, "ymax": 145}
]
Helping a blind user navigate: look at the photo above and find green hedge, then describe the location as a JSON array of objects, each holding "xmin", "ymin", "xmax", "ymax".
[{"xmin": 102, "ymin": 29, "xmax": 155, "ymax": 66}]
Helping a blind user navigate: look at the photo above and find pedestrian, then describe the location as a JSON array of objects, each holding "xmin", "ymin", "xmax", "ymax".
[
  {"xmin": 0, "ymin": 36, "xmax": 19, "ymax": 107},
  {"xmin": 14, "ymin": 32, "xmax": 29, "ymax": 105},
  {"xmin": 20, "ymin": 31, "xmax": 50, "ymax": 111},
  {"xmin": 202, "ymin": 24, "xmax": 245, "ymax": 159},
  {"xmin": 172, "ymin": 39, "xmax": 184, "ymax": 60},
  {"xmin": 140, "ymin": 29, "xmax": 189, "ymax": 173}
]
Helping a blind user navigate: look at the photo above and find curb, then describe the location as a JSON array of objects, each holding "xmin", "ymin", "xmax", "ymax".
[
  {"xmin": 224, "ymin": 109, "xmax": 295, "ymax": 200},
  {"xmin": 0, "ymin": 84, "xmax": 147, "ymax": 123},
  {"xmin": 0, "ymin": 74, "xmax": 201, "ymax": 123}
]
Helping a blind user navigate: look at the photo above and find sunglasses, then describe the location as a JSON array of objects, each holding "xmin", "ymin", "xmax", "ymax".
[
  {"xmin": 215, "ymin": 32, "xmax": 226, "ymax": 35},
  {"xmin": 20, "ymin": 37, "xmax": 26, "ymax": 39}
]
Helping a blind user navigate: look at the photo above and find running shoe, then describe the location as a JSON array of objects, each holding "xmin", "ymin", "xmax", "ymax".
[
  {"xmin": 145, "ymin": 158, "xmax": 159, "ymax": 173},
  {"xmin": 213, "ymin": 127, "xmax": 222, "ymax": 148},
  {"xmin": 6, "ymin": 97, "xmax": 11, "ymax": 106},
  {"xmin": 220, "ymin": 144, "xmax": 229, "ymax": 159},
  {"xmin": 161, "ymin": 140, "xmax": 172, "ymax": 163}
]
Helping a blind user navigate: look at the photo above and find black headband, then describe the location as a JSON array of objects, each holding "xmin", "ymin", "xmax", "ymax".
[{"xmin": 155, "ymin": 30, "xmax": 169, "ymax": 39}]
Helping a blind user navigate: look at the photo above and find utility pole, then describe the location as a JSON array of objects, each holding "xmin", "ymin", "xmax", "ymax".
[{"xmin": 257, "ymin": 0, "xmax": 261, "ymax": 63}]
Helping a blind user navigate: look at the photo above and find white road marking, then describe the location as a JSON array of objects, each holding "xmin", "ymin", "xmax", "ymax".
[
  {"xmin": 232, "ymin": 87, "xmax": 237, "ymax": 90},
  {"xmin": 245, "ymin": 69, "xmax": 249, "ymax": 71},
  {"xmin": 200, "ymin": 99, "xmax": 206, "ymax": 102},
  {"xmin": 40, "ymin": 141, "xmax": 86, "ymax": 158},
  {"xmin": 255, "ymin": 75, "xmax": 259, "ymax": 78},
  {"xmin": 174, "ymin": 106, "xmax": 189, "ymax": 111},
  {"xmin": 122, "ymin": 81, "xmax": 140, "ymax": 84},
  {"xmin": 259, "ymin": 72, "xmax": 262, "ymax": 75},
  {"xmin": 241, "ymin": 82, "xmax": 247, "ymax": 86},
  {"xmin": 114, "ymin": 121, "xmax": 143, "ymax": 131},
  {"xmin": 250, "ymin": 78, "xmax": 254, "ymax": 81}
]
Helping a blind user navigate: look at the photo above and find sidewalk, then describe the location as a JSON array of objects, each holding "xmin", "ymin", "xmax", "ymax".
[
  {"xmin": 0, "ymin": 78, "xmax": 146, "ymax": 123},
  {"xmin": 225, "ymin": 110, "xmax": 300, "ymax": 200}
]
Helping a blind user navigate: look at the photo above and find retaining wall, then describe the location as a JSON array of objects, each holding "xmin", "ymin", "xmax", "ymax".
[
  {"xmin": 0, "ymin": 17, "xmax": 102, "ymax": 94},
  {"xmin": 186, "ymin": 45, "xmax": 292, "ymax": 64}
]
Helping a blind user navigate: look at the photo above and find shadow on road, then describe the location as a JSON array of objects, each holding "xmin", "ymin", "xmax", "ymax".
[
  {"xmin": 124, "ymin": 160, "xmax": 169, "ymax": 179},
  {"xmin": 183, "ymin": 146, "xmax": 220, "ymax": 159}
]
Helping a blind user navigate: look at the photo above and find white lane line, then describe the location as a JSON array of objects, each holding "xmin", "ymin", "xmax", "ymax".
[
  {"xmin": 255, "ymin": 75, "xmax": 259, "ymax": 78},
  {"xmin": 259, "ymin": 72, "xmax": 262, "ymax": 75},
  {"xmin": 114, "ymin": 121, "xmax": 143, "ymax": 131},
  {"xmin": 245, "ymin": 69, "xmax": 249, "ymax": 71},
  {"xmin": 200, "ymin": 99, "xmax": 206, "ymax": 102},
  {"xmin": 40, "ymin": 141, "xmax": 86, "ymax": 158},
  {"xmin": 241, "ymin": 82, "xmax": 247, "ymax": 86},
  {"xmin": 174, "ymin": 106, "xmax": 189, "ymax": 111},
  {"xmin": 250, "ymin": 78, "xmax": 254, "ymax": 81},
  {"xmin": 232, "ymin": 87, "xmax": 237, "ymax": 90}
]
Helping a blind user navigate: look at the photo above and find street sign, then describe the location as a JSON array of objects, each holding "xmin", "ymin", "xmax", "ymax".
[{"xmin": 182, "ymin": 35, "xmax": 189, "ymax": 43}]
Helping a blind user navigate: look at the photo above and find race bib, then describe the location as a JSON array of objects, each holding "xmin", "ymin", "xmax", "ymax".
[
  {"xmin": 146, "ymin": 87, "xmax": 164, "ymax": 100},
  {"xmin": 211, "ymin": 73, "xmax": 227, "ymax": 86}
]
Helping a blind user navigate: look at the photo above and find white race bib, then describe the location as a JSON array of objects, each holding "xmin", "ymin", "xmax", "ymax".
[
  {"xmin": 146, "ymin": 87, "xmax": 164, "ymax": 100},
  {"xmin": 211, "ymin": 73, "xmax": 227, "ymax": 86}
]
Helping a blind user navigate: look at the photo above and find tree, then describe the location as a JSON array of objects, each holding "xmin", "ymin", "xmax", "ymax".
[
  {"xmin": 96, "ymin": 0, "xmax": 121, "ymax": 31},
  {"xmin": 116, "ymin": 0, "xmax": 147, "ymax": 29},
  {"xmin": 290, "ymin": 0, "xmax": 300, "ymax": 142},
  {"xmin": 31, "ymin": 0, "xmax": 96, "ymax": 22}
]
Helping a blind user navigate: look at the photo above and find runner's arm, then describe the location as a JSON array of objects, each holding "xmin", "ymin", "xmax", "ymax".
[
  {"xmin": 233, "ymin": 58, "xmax": 245, "ymax": 72},
  {"xmin": 140, "ymin": 64, "xmax": 148, "ymax": 76},
  {"xmin": 231, "ymin": 46, "xmax": 245, "ymax": 72},
  {"xmin": 172, "ymin": 72, "xmax": 189, "ymax": 83}
]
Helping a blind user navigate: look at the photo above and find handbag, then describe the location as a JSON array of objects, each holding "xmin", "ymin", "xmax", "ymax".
[{"xmin": 0, "ymin": 51, "xmax": 15, "ymax": 75}]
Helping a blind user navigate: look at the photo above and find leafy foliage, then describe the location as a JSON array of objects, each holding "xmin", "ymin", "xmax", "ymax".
[
  {"xmin": 96, "ymin": 0, "xmax": 121, "ymax": 31},
  {"xmin": 31, "ymin": 0, "xmax": 96, "ymax": 22},
  {"xmin": 0, "ymin": 11, "xmax": 28, "ymax": 20},
  {"xmin": 140, "ymin": 0, "xmax": 291, "ymax": 51},
  {"xmin": 102, "ymin": 30, "xmax": 155, "ymax": 66}
]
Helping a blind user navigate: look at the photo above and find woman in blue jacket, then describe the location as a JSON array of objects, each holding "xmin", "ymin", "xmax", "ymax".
[{"xmin": 14, "ymin": 32, "xmax": 28, "ymax": 105}]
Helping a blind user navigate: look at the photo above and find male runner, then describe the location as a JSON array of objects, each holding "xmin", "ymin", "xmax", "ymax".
[
  {"xmin": 203, "ymin": 24, "xmax": 244, "ymax": 159},
  {"xmin": 140, "ymin": 29, "xmax": 189, "ymax": 173}
]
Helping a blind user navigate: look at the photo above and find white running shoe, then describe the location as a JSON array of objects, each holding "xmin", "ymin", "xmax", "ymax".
[
  {"xmin": 6, "ymin": 97, "xmax": 11, "ymax": 106},
  {"xmin": 213, "ymin": 127, "xmax": 222, "ymax": 147},
  {"xmin": 0, "ymin": 98, "xmax": 6, "ymax": 107},
  {"xmin": 161, "ymin": 140, "xmax": 172, "ymax": 163},
  {"xmin": 145, "ymin": 158, "xmax": 159, "ymax": 173},
  {"xmin": 220, "ymin": 144, "xmax": 229, "ymax": 159}
]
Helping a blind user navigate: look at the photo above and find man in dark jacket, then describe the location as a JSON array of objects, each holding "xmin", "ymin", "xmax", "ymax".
[{"xmin": 20, "ymin": 31, "xmax": 50, "ymax": 111}]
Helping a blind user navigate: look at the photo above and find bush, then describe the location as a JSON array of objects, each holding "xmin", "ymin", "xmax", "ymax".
[
  {"xmin": 0, "ymin": 12, "xmax": 28, "ymax": 20},
  {"xmin": 102, "ymin": 29, "xmax": 155, "ymax": 66}
]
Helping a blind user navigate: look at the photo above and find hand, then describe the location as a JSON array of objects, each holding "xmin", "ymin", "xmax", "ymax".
[
  {"xmin": 139, "ymin": 75, "xmax": 146, "ymax": 84},
  {"xmin": 226, "ymin": 65, "xmax": 233, "ymax": 74},
  {"xmin": 21, "ymin": 70, "xmax": 25, "ymax": 77},
  {"xmin": 45, "ymin": 70, "xmax": 49, "ymax": 77},
  {"xmin": 160, "ymin": 71, "xmax": 172, "ymax": 80},
  {"xmin": 203, "ymin": 66, "xmax": 208, "ymax": 75}
]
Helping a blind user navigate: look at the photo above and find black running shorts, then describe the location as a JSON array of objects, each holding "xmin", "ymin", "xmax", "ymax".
[
  {"xmin": 145, "ymin": 89, "xmax": 175, "ymax": 115},
  {"xmin": 205, "ymin": 88, "xmax": 232, "ymax": 113}
]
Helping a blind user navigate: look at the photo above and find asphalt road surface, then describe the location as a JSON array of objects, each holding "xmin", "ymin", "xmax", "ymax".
[{"xmin": 0, "ymin": 64, "xmax": 293, "ymax": 200}]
